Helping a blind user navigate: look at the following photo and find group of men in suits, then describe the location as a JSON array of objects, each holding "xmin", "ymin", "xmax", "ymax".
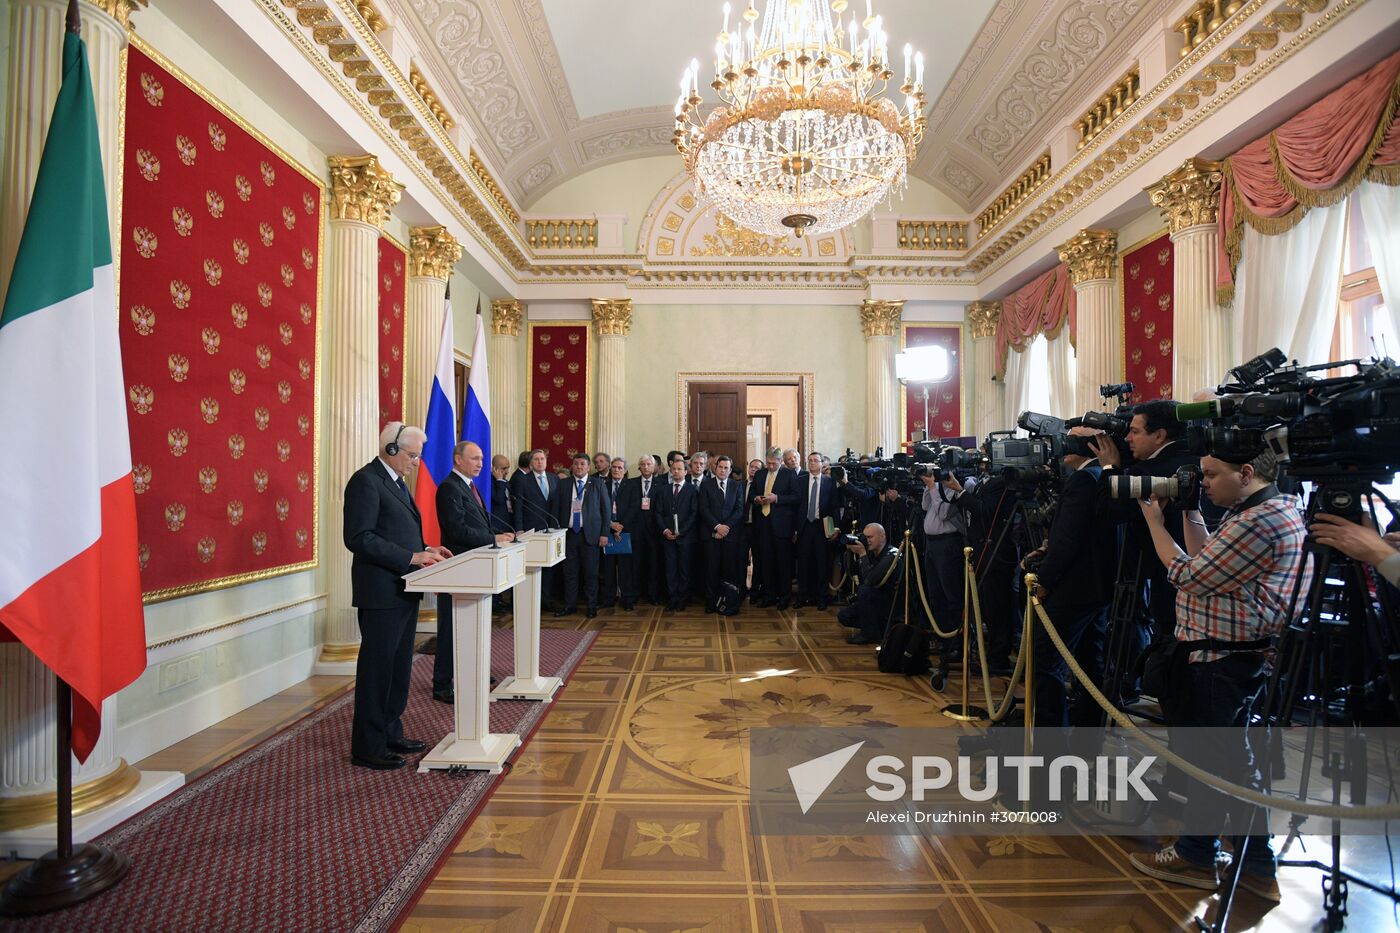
[{"xmin": 339, "ymin": 423, "xmax": 849, "ymax": 771}]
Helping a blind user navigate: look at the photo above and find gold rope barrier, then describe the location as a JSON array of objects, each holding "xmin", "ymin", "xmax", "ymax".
[
  {"xmin": 1028, "ymin": 593, "xmax": 1400, "ymax": 822},
  {"xmin": 906, "ymin": 530, "xmax": 962, "ymax": 640}
]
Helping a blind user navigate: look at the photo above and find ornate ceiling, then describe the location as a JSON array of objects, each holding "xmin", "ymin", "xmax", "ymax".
[{"xmin": 392, "ymin": 0, "xmax": 1171, "ymax": 211}]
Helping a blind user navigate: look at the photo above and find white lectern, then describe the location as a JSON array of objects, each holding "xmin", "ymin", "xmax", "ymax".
[
  {"xmin": 493, "ymin": 529, "xmax": 567, "ymax": 703},
  {"xmin": 403, "ymin": 543, "xmax": 526, "ymax": 772}
]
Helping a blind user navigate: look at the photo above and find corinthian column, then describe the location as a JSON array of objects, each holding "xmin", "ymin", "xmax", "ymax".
[
  {"xmin": 0, "ymin": 0, "xmax": 184, "ymax": 858},
  {"xmin": 318, "ymin": 156, "xmax": 403, "ymax": 672},
  {"xmin": 965, "ymin": 300, "xmax": 1003, "ymax": 440},
  {"xmin": 1147, "ymin": 157, "xmax": 1229, "ymax": 398},
  {"xmin": 859, "ymin": 299, "xmax": 902, "ymax": 452},
  {"xmin": 591, "ymin": 299, "xmax": 632, "ymax": 459},
  {"xmin": 403, "ymin": 226, "xmax": 462, "ymax": 430},
  {"xmin": 1057, "ymin": 229, "xmax": 1119, "ymax": 414},
  {"xmin": 489, "ymin": 299, "xmax": 523, "ymax": 458},
  {"xmin": 0, "ymin": 0, "xmax": 139, "ymax": 287}
]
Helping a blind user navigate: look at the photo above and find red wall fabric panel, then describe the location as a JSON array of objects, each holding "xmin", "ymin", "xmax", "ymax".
[
  {"xmin": 119, "ymin": 45, "xmax": 322, "ymax": 599},
  {"xmin": 377, "ymin": 238, "xmax": 406, "ymax": 429},
  {"xmin": 902, "ymin": 325, "xmax": 963, "ymax": 442},
  {"xmin": 1121, "ymin": 233, "xmax": 1175, "ymax": 404},
  {"xmin": 526, "ymin": 324, "xmax": 590, "ymax": 472}
]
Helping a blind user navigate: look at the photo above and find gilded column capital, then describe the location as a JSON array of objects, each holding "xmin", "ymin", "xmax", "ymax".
[
  {"xmin": 1146, "ymin": 157, "xmax": 1225, "ymax": 234},
  {"xmin": 87, "ymin": 0, "xmax": 148, "ymax": 28},
  {"xmin": 1056, "ymin": 229, "xmax": 1118, "ymax": 285},
  {"xmin": 965, "ymin": 300, "xmax": 1002, "ymax": 340},
  {"xmin": 859, "ymin": 299, "xmax": 903, "ymax": 339},
  {"xmin": 326, "ymin": 155, "xmax": 402, "ymax": 228},
  {"xmin": 591, "ymin": 298, "xmax": 633, "ymax": 337},
  {"xmin": 490, "ymin": 298, "xmax": 523, "ymax": 337},
  {"xmin": 408, "ymin": 225, "xmax": 462, "ymax": 280}
]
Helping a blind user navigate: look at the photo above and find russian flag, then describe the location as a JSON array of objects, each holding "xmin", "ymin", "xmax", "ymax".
[
  {"xmin": 460, "ymin": 301, "xmax": 491, "ymax": 491},
  {"xmin": 412, "ymin": 292, "xmax": 457, "ymax": 546}
]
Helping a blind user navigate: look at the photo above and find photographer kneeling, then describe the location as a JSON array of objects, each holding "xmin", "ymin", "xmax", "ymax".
[
  {"xmin": 1128, "ymin": 449, "xmax": 1309, "ymax": 902},
  {"xmin": 837, "ymin": 523, "xmax": 902, "ymax": 645}
]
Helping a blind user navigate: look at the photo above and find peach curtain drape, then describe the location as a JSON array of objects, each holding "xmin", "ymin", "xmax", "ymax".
[{"xmin": 994, "ymin": 262, "xmax": 1075, "ymax": 377}]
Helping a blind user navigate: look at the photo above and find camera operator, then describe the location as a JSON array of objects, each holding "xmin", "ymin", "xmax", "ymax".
[
  {"xmin": 942, "ymin": 455, "xmax": 1018, "ymax": 675},
  {"xmin": 1027, "ymin": 427, "xmax": 1116, "ymax": 728},
  {"xmin": 836, "ymin": 523, "xmax": 902, "ymax": 645},
  {"xmin": 1091, "ymin": 400, "xmax": 1198, "ymax": 661},
  {"xmin": 1128, "ymin": 449, "xmax": 1310, "ymax": 900},
  {"xmin": 920, "ymin": 470, "xmax": 969, "ymax": 660}
]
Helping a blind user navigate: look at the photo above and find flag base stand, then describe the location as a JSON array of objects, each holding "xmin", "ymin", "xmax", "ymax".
[{"xmin": 0, "ymin": 842, "xmax": 129, "ymax": 916}]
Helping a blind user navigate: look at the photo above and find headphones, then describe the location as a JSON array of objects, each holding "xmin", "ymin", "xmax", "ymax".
[{"xmin": 385, "ymin": 424, "xmax": 406, "ymax": 456}]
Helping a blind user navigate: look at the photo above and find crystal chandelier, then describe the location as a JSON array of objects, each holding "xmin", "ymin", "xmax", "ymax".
[{"xmin": 674, "ymin": 0, "xmax": 926, "ymax": 239}]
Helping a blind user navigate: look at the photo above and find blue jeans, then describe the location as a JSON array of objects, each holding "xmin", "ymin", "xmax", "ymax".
[{"xmin": 1172, "ymin": 653, "xmax": 1276, "ymax": 876}]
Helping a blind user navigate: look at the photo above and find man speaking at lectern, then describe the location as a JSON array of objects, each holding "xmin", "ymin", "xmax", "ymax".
[
  {"xmin": 434, "ymin": 440, "xmax": 515, "ymax": 704},
  {"xmin": 343, "ymin": 422, "xmax": 452, "ymax": 771}
]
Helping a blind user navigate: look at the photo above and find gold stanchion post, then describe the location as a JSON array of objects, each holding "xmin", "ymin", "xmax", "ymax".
[{"xmin": 943, "ymin": 546, "xmax": 987, "ymax": 721}]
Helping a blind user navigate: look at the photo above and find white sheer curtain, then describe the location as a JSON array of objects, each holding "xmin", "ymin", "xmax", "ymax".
[
  {"xmin": 1003, "ymin": 334, "xmax": 1052, "ymax": 427},
  {"xmin": 1045, "ymin": 329, "xmax": 1077, "ymax": 415},
  {"xmin": 1233, "ymin": 199, "xmax": 1348, "ymax": 365},
  {"xmin": 1356, "ymin": 180, "xmax": 1400, "ymax": 346}
]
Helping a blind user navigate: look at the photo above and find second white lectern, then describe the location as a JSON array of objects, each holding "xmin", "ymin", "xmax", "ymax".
[
  {"xmin": 493, "ymin": 529, "xmax": 566, "ymax": 703},
  {"xmin": 403, "ymin": 542, "xmax": 526, "ymax": 772}
]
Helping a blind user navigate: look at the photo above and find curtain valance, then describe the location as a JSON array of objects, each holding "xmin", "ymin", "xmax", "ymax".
[{"xmin": 994, "ymin": 262, "xmax": 1075, "ymax": 377}]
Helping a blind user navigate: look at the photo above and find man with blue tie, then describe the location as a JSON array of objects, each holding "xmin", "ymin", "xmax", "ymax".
[
  {"xmin": 699, "ymin": 455, "xmax": 745, "ymax": 615},
  {"xmin": 795, "ymin": 451, "xmax": 838, "ymax": 610},
  {"xmin": 514, "ymin": 448, "xmax": 559, "ymax": 608},
  {"xmin": 551, "ymin": 452, "xmax": 611, "ymax": 618},
  {"xmin": 342, "ymin": 422, "xmax": 451, "ymax": 770}
]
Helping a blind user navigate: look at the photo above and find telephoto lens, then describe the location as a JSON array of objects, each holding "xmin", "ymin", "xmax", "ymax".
[{"xmin": 1104, "ymin": 474, "xmax": 1179, "ymax": 500}]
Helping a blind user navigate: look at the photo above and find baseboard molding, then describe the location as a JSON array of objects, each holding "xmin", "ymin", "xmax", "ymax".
[{"xmin": 118, "ymin": 645, "xmax": 320, "ymax": 764}]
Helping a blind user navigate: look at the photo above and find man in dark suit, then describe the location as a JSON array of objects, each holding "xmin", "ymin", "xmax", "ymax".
[
  {"xmin": 551, "ymin": 452, "xmax": 611, "ymax": 617},
  {"xmin": 656, "ymin": 456, "xmax": 699, "ymax": 611},
  {"xmin": 433, "ymin": 441, "xmax": 515, "ymax": 703},
  {"xmin": 490, "ymin": 454, "xmax": 514, "ymax": 528},
  {"xmin": 1027, "ymin": 427, "xmax": 1116, "ymax": 728},
  {"xmin": 342, "ymin": 422, "xmax": 451, "ymax": 771},
  {"xmin": 599, "ymin": 457, "xmax": 631, "ymax": 608},
  {"xmin": 749, "ymin": 448, "xmax": 800, "ymax": 609},
  {"xmin": 686, "ymin": 451, "xmax": 710, "ymax": 600},
  {"xmin": 794, "ymin": 451, "xmax": 838, "ymax": 610},
  {"xmin": 627, "ymin": 454, "xmax": 663, "ymax": 605},
  {"xmin": 743, "ymin": 458, "xmax": 763, "ymax": 601},
  {"xmin": 699, "ymin": 455, "xmax": 745, "ymax": 614},
  {"xmin": 513, "ymin": 448, "xmax": 559, "ymax": 607}
]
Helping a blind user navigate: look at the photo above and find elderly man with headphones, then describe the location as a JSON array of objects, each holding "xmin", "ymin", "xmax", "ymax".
[{"xmin": 342, "ymin": 421, "xmax": 452, "ymax": 771}]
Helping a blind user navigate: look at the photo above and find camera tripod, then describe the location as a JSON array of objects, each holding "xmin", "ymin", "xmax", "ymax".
[{"xmin": 1204, "ymin": 480, "xmax": 1400, "ymax": 933}]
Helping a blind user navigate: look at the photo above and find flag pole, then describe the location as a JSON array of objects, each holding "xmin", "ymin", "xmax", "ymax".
[
  {"xmin": 0, "ymin": 675, "xmax": 132, "ymax": 915},
  {"xmin": 0, "ymin": 0, "xmax": 136, "ymax": 917}
]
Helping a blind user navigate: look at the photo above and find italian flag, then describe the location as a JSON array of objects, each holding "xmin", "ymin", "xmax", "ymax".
[{"xmin": 0, "ymin": 22, "xmax": 146, "ymax": 761}]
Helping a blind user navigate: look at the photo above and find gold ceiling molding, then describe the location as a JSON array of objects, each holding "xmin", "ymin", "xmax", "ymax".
[
  {"xmin": 690, "ymin": 215, "xmax": 802, "ymax": 259},
  {"xmin": 963, "ymin": 0, "xmax": 1336, "ymax": 277},
  {"xmin": 469, "ymin": 150, "xmax": 519, "ymax": 225},
  {"xmin": 1175, "ymin": 1, "xmax": 1246, "ymax": 57},
  {"xmin": 91, "ymin": 0, "xmax": 147, "ymax": 28},
  {"xmin": 409, "ymin": 66, "xmax": 454, "ymax": 131},
  {"xmin": 269, "ymin": 0, "xmax": 529, "ymax": 272},
  {"xmin": 408, "ymin": 225, "xmax": 463, "ymax": 280},
  {"xmin": 1056, "ymin": 229, "xmax": 1118, "ymax": 284},
  {"xmin": 1145, "ymin": 157, "xmax": 1225, "ymax": 233},
  {"xmin": 326, "ymin": 154, "xmax": 401, "ymax": 227},
  {"xmin": 527, "ymin": 219, "xmax": 598, "ymax": 249},
  {"xmin": 859, "ymin": 300, "xmax": 905, "ymax": 339},
  {"xmin": 965, "ymin": 300, "xmax": 1001, "ymax": 339},
  {"xmin": 353, "ymin": 0, "xmax": 386, "ymax": 33},
  {"xmin": 975, "ymin": 152, "xmax": 1050, "ymax": 241},
  {"xmin": 590, "ymin": 299, "xmax": 633, "ymax": 337},
  {"xmin": 490, "ymin": 298, "xmax": 523, "ymax": 337}
]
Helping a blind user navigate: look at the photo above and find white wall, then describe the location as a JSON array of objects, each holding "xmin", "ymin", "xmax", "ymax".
[{"xmin": 623, "ymin": 303, "xmax": 865, "ymax": 462}]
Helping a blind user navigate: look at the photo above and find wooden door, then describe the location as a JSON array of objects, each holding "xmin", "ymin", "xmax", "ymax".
[{"xmin": 688, "ymin": 382, "xmax": 747, "ymax": 462}]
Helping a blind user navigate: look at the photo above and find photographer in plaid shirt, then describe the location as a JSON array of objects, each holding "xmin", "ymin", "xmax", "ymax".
[{"xmin": 1126, "ymin": 447, "xmax": 1310, "ymax": 903}]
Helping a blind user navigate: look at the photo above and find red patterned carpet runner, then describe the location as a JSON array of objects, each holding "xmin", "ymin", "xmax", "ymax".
[{"xmin": 11, "ymin": 629, "xmax": 595, "ymax": 932}]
